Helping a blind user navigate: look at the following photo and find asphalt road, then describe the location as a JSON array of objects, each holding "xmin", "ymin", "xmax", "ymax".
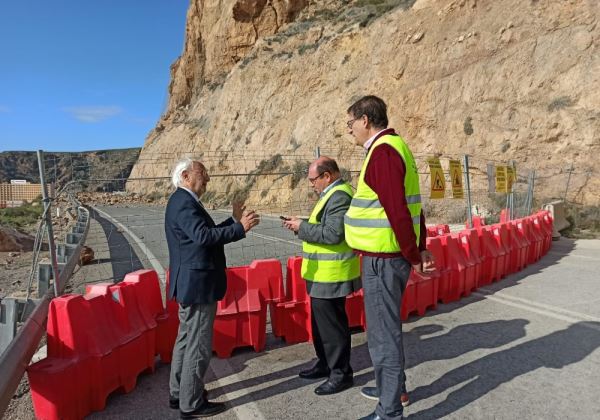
[{"xmin": 86, "ymin": 204, "xmax": 600, "ymax": 420}]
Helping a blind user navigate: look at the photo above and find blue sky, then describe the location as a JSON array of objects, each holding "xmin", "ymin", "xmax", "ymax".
[{"xmin": 0, "ymin": 1, "xmax": 189, "ymax": 152}]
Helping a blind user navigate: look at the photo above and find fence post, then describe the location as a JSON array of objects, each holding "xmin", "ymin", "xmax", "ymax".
[
  {"xmin": 463, "ymin": 155, "xmax": 473, "ymax": 228},
  {"xmin": 563, "ymin": 162, "xmax": 574, "ymax": 202},
  {"xmin": 37, "ymin": 150, "xmax": 60, "ymax": 297},
  {"xmin": 512, "ymin": 161, "xmax": 516, "ymax": 219}
]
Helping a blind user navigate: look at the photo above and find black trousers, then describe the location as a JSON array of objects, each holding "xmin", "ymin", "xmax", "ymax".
[{"xmin": 310, "ymin": 296, "xmax": 353, "ymax": 382}]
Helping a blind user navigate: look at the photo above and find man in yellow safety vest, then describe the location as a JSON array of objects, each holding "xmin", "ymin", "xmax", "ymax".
[
  {"xmin": 344, "ymin": 96, "xmax": 434, "ymax": 420},
  {"xmin": 282, "ymin": 156, "xmax": 361, "ymax": 396}
]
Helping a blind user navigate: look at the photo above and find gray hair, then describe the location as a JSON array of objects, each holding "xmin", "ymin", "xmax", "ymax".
[{"xmin": 172, "ymin": 158, "xmax": 194, "ymax": 188}]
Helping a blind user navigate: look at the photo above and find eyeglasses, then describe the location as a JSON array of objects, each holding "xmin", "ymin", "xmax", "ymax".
[
  {"xmin": 346, "ymin": 115, "xmax": 363, "ymax": 129},
  {"xmin": 308, "ymin": 172, "xmax": 325, "ymax": 183}
]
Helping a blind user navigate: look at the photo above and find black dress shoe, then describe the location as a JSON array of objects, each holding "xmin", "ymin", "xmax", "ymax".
[
  {"xmin": 314, "ymin": 377, "xmax": 354, "ymax": 395},
  {"xmin": 180, "ymin": 401, "xmax": 227, "ymax": 418},
  {"xmin": 299, "ymin": 365, "xmax": 330, "ymax": 379},
  {"xmin": 357, "ymin": 412, "xmax": 385, "ymax": 420}
]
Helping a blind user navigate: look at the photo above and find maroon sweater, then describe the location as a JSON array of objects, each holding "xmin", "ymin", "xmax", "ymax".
[{"xmin": 356, "ymin": 128, "xmax": 426, "ymax": 265}]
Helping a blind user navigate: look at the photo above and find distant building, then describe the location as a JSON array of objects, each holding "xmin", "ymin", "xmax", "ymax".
[{"xmin": 0, "ymin": 181, "xmax": 47, "ymax": 208}]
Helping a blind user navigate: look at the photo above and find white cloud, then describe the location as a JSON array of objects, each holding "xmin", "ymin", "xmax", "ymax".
[
  {"xmin": 63, "ymin": 105, "xmax": 122, "ymax": 123},
  {"xmin": 0, "ymin": 105, "xmax": 10, "ymax": 113}
]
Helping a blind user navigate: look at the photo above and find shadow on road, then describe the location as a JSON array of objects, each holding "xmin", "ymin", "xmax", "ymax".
[
  {"xmin": 89, "ymin": 207, "xmax": 144, "ymax": 282},
  {"xmin": 208, "ymin": 318, "xmax": 532, "ymax": 410},
  {"xmin": 406, "ymin": 321, "xmax": 600, "ymax": 419}
]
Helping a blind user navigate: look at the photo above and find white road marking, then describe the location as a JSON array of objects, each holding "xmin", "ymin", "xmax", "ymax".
[
  {"xmin": 92, "ymin": 206, "xmax": 265, "ymax": 420},
  {"xmin": 248, "ymin": 231, "xmax": 303, "ymax": 247},
  {"xmin": 473, "ymin": 290, "xmax": 600, "ymax": 331},
  {"xmin": 478, "ymin": 288, "xmax": 600, "ymax": 323}
]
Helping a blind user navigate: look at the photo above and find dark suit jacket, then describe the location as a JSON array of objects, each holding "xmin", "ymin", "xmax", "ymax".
[{"xmin": 165, "ymin": 187, "xmax": 245, "ymax": 305}]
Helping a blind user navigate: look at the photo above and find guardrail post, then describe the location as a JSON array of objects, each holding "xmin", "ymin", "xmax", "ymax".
[{"xmin": 0, "ymin": 299, "xmax": 18, "ymax": 356}]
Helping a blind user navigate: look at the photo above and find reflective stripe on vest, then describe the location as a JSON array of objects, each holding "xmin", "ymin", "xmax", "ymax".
[
  {"xmin": 301, "ymin": 182, "xmax": 361, "ymax": 283},
  {"xmin": 344, "ymin": 134, "xmax": 422, "ymax": 253}
]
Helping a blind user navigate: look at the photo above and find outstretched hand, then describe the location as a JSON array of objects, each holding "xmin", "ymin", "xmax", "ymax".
[
  {"xmin": 282, "ymin": 216, "xmax": 302, "ymax": 233},
  {"xmin": 413, "ymin": 250, "xmax": 435, "ymax": 274},
  {"xmin": 240, "ymin": 210, "xmax": 260, "ymax": 232}
]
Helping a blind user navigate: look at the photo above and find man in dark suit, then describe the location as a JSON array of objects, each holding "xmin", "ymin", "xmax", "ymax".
[
  {"xmin": 166, "ymin": 158, "xmax": 259, "ymax": 419},
  {"xmin": 282, "ymin": 156, "xmax": 361, "ymax": 396}
]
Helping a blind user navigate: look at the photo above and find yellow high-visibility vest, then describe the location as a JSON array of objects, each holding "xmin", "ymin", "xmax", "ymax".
[
  {"xmin": 301, "ymin": 182, "xmax": 360, "ymax": 283},
  {"xmin": 344, "ymin": 134, "xmax": 422, "ymax": 253}
]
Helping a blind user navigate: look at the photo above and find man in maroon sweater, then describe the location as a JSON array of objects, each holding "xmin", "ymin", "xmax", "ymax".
[{"xmin": 344, "ymin": 96, "xmax": 434, "ymax": 420}]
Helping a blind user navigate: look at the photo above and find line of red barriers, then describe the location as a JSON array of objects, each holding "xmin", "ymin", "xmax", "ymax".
[{"xmin": 27, "ymin": 210, "xmax": 553, "ymax": 419}]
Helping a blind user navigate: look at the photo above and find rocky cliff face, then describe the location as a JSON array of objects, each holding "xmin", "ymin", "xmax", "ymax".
[{"xmin": 129, "ymin": 0, "xmax": 599, "ymax": 206}]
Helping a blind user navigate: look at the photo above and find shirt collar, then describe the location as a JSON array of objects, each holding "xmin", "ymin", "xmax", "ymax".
[
  {"xmin": 320, "ymin": 178, "xmax": 343, "ymax": 198},
  {"xmin": 180, "ymin": 186, "xmax": 199, "ymax": 202},
  {"xmin": 364, "ymin": 128, "xmax": 396, "ymax": 150}
]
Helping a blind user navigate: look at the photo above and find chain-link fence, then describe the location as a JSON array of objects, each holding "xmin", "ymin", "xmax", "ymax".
[{"xmin": 31, "ymin": 147, "xmax": 595, "ymax": 286}]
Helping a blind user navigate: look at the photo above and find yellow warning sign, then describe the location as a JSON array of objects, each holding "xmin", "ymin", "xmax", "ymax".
[
  {"xmin": 427, "ymin": 157, "xmax": 445, "ymax": 199},
  {"xmin": 496, "ymin": 165, "xmax": 508, "ymax": 193},
  {"xmin": 506, "ymin": 166, "xmax": 516, "ymax": 192},
  {"xmin": 449, "ymin": 160, "xmax": 464, "ymax": 199}
]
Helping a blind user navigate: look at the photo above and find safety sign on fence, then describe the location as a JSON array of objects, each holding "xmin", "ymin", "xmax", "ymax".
[
  {"xmin": 507, "ymin": 166, "xmax": 516, "ymax": 192},
  {"xmin": 427, "ymin": 157, "xmax": 445, "ymax": 199},
  {"xmin": 496, "ymin": 165, "xmax": 507, "ymax": 193},
  {"xmin": 449, "ymin": 160, "xmax": 464, "ymax": 199}
]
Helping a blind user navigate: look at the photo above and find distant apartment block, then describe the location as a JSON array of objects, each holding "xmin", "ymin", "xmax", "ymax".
[{"xmin": 0, "ymin": 181, "xmax": 48, "ymax": 208}]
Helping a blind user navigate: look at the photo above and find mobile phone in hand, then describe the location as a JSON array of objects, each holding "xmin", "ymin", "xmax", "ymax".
[{"xmin": 280, "ymin": 215, "xmax": 290, "ymax": 221}]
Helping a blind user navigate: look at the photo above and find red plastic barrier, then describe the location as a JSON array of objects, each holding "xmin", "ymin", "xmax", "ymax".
[
  {"xmin": 413, "ymin": 269, "xmax": 440, "ymax": 316},
  {"xmin": 491, "ymin": 224, "xmax": 512, "ymax": 276},
  {"xmin": 531, "ymin": 213, "xmax": 550, "ymax": 256},
  {"xmin": 164, "ymin": 269, "xmax": 180, "ymax": 361},
  {"xmin": 401, "ymin": 276, "xmax": 417, "ymax": 320},
  {"xmin": 345, "ymin": 289, "xmax": 366, "ymax": 330},
  {"xmin": 86, "ymin": 283, "xmax": 151, "ymax": 392},
  {"xmin": 435, "ymin": 224, "xmax": 450, "ymax": 236},
  {"xmin": 459, "ymin": 229, "xmax": 485, "ymax": 287},
  {"xmin": 271, "ymin": 256, "xmax": 312, "ymax": 344},
  {"xmin": 526, "ymin": 216, "xmax": 544, "ymax": 263},
  {"xmin": 508, "ymin": 221, "xmax": 529, "ymax": 273},
  {"xmin": 123, "ymin": 270, "xmax": 172, "ymax": 362},
  {"xmin": 426, "ymin": 237, "xmax": 454, "ymax": 303},
  {"xmin": 476, "ymin": 227, "xmax": 501, "ymax": 283},
  {"xmin": 539, "ymin": 210, "xmax": 554, "ymax": 254},
  {"xmin": 439, "ymin": 234, "xmax": 472, "ymax": 298},
  {"xmin": 29, "ymin": 296, "xmax": 94, "ymax": 420},
  {"xmin": 28, "ymin": 356, "xmax": 85, "ymax": 420},
  {"xmin": 212, "ymin": 268, "xmax": 267, "ymax": 358},
  {"xmin": 246, "ymin": 259, "xmax": 284, "ymax": 303},
  {"xmin": 426, "ymin": 226, "xmax": 439, "ymax": 237},
  {"xmin": 466, "ymin": 215, "xmax": 484, "ymax": 229},
  {"xmin": 106, "ymin": 283, "xmax": 156, "ymax": 375}
]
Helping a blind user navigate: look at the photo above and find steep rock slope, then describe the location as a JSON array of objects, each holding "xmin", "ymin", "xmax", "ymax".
[{"xmin": 129, "ymin": 0, "xmax": 599, "ymax": 205}]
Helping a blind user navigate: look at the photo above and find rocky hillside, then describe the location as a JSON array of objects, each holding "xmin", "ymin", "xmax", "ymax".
[
  {"xmin": 0, "ymin": 149, "xmax": 141, "ymax": 192},
  {"xmin": 128, "ymin": 0, "xmax": 599, "ymax": 206}
]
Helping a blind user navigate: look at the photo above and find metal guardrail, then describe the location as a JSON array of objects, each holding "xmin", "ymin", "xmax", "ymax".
[{"xmin": 0, "ymin": 159, "xmax": 91, "ymax": 416}]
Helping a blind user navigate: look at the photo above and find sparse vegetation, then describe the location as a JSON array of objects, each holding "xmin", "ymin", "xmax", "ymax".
[
  {"xmin": 0, "ymin": 199, "xmax": 44, "ymax": 229},
  {"xmin": 290, "ymin": 160, "xmax": 310, "ymax": 188},
  {"xmin": 547, "ymin": 96, "xmax": 572, "ymax": 112},
  {"xmin": 464, "ymin": 117, "xmax": 474, "ymax": 136},
  {"xmin": 298, "ymin": 43, "xmax": 318, "ymax": 55},
  {"xmin": 563, "ymin": 204, "xmax": 600, "ymax": 239}
]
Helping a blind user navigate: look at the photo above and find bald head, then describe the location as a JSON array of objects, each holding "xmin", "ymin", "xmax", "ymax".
[
  {"xmin": 307, "ymin": 156, "xmax": 341, "ymax": 194},
  {"xmin": 309, "ymin": 156, "xmax": 340, "ymax": 179}
]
